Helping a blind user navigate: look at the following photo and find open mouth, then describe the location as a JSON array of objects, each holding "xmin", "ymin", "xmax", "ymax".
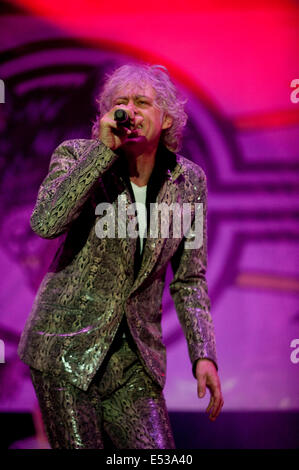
[{"xmin": 127, "ymin": 127, "xmax": 142, "ymax": 137}]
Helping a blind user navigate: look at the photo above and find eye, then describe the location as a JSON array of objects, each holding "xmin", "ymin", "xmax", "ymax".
[{"xmin": 114, "ymin": 98, "xmax": 127, "ymax": 105}]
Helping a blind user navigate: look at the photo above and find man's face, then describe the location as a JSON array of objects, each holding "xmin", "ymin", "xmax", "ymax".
[{"xmin": 111, "ymin": 82, "xmax": 172, "ymax": 152}]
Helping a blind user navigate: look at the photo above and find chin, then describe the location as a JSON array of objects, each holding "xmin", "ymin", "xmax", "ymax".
[{"xmin": 124, "ymin": 135, "xmax": 147, "ymax": 146}]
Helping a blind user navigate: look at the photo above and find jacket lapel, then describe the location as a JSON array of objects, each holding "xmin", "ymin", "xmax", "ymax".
[
  {"xmin": 109, "ymin": 144, "xmax": 183, "ymax": 294},
  {"xmin": 129, "ymin": 176, "xmax": 173, "ymax": 294},
  {"xmin": 109, "ymin": 170, "xmax": 139, "ymax": 277}
]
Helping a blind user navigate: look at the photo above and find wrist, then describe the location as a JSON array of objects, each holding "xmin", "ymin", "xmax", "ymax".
[{"xmin": 193, "ymin": 358, "xmax": 218, "ymax": 378}]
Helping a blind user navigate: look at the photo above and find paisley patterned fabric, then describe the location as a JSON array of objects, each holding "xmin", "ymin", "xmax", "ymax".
[
  {"xmin": 29, "ymin": 325, "xmax": 175, "ymax": 449},
  {"xmin": 18, "ymin": 138, "xmax": 218, "ymax": 393}
]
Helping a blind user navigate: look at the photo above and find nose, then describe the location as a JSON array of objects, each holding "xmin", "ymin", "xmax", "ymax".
[{"xmin": 127, "ymin": 100, "xmax": 138, "ymax": 118}]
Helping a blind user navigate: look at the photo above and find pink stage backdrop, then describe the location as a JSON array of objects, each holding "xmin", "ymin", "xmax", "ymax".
[{"xmin": 0, "ymin": 0, "xmax": 298, "ymax": 413}]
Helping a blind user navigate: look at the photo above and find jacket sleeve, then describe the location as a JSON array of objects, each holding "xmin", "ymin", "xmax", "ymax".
[
  {"xmin": 169, "ymin": 167, "xmax": 218, "ymax": 379},
  {"xmin": 30, "ymin": 139, "xmax": 119, "ymax": 239}
]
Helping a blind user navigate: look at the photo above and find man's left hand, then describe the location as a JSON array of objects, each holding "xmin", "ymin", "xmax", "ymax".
[{"xmin": 195, "ymin": 359, "xmax": 224, "ymax": 422}]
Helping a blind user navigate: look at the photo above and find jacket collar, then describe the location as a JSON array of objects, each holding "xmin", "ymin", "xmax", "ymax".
[
  {"xmin": 109, "ymin": 143, "xmax": 185, "ymax": 295},
  {"xmin": 112, "ymin": 142, "xmax": 181, "ymax": 191}
]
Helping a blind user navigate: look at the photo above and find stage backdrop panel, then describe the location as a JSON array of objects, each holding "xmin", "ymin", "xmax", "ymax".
[{"xmin": 0, "ymin": 0, "xmax": 298, "ymax": 412}]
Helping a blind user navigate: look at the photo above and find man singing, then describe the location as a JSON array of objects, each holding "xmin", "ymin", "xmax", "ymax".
[{"xmin": 18, "ymin": 63, "xmax": 224, "ymax": 449}]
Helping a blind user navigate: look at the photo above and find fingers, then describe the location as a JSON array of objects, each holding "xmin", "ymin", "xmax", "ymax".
[
  {"xmin": 197, "ymin": 376, "xmax": 206, "ymax": 398},
  {"xmin": 206, "ymin": 392, "xmax": 224, "ymax": 421},
  {"xmin": 197, "ymin": 370, "xmax": 224, "ymax": 422},
  {"xmin": 206, "ymin": 396, "xmax": 214, "ymax": 413},
  {"xmin": 99, "ymin": 107, "xmax": 133, "ymax": 150}
]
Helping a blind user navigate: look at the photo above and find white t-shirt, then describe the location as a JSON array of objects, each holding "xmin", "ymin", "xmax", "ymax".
[
  {"xmin": 130, "ymin": 181, "xmax": 147, "ymax": 254},
  {"xmin": 122, "ymin": 181, "xmax": 147, "ymax": 339}
]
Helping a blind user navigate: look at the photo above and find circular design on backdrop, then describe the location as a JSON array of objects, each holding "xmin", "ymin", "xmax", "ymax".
[{"xmin": 0, "ymin": 33, "xmax": 298, "ymax": 413}]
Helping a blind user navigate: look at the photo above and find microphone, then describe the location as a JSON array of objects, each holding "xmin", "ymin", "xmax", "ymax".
[{"xmin": 114, "ymin": 109, "xmax": 131, "ymax": 128}]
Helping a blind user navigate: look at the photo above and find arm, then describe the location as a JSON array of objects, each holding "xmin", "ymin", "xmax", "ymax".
[
  {"xmin": 170, "ymin": 167, "xmax": 223, "ymax": 420},
  {"xmin": 30, "ymin": 139, "xmax": 118, "ymax": 239},
  {"xmin": 170, "ymin": 167, "xmax": 218, "ymax": 376},
  {"xmin": 170, "ymin": 170, "xmax": 224, "ymax": 421},
  {"xmin": 31, "ymin": 100, "xmax": 139, "ymax": 240}
]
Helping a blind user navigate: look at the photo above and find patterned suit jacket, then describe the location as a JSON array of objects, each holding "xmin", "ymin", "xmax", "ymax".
[{"xmin": 18, "ymin": 139, "xmax": 218, "ymax": 391}]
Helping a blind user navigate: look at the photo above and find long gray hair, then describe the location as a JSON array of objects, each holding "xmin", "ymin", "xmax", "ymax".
[{"xmin": 91, "ymin": 63, "xmax": 188, "ymax": 152}]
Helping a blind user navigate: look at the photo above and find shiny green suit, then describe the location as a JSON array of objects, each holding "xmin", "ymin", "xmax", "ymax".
[{"xmin": 18, "ymin": 139, "xmax": 218, "ymax": 448}]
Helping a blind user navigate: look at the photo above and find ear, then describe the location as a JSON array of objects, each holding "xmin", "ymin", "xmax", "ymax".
[{"xmin": 162, "ymin": 113, "xmax": 173, "ymax": 130}]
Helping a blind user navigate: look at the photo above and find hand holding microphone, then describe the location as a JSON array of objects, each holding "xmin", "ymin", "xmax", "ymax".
[{"xmin": 98, "ymin": 106, "xmax": 133, "ymax": 150}]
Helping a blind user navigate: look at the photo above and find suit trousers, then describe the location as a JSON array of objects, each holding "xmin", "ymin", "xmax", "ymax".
[{"xmin": 29, "ymin": 324, "xmax": 176, "ymax": 449}]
